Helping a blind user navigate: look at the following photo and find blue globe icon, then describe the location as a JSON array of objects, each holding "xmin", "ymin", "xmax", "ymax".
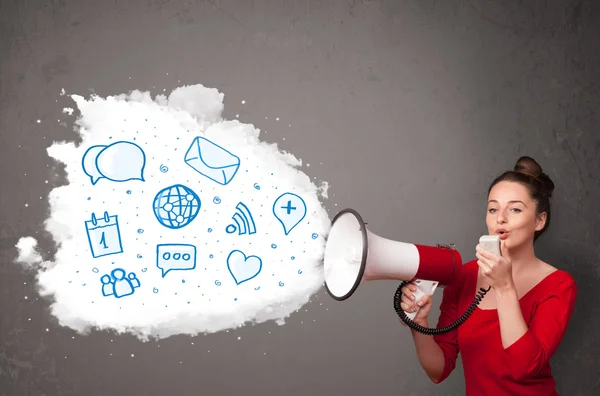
[{"xmin": 152, "ymin": 184, "xmax": 201, "ymax": 229}]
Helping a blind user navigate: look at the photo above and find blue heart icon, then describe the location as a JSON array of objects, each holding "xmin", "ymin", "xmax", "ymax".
[{"xmin": 227, "ymin": 250, "xmax": 262, "ymax": 285}]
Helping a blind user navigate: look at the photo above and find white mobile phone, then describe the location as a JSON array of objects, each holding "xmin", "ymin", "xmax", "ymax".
[{"xmin": 479, "ymin": 235, "xmax": 501, "ymax": 256}]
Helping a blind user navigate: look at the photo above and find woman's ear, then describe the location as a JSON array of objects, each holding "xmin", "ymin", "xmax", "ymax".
[{"xmin": 535, "ymin": 212, "xmax": 547, "ymax": 231}]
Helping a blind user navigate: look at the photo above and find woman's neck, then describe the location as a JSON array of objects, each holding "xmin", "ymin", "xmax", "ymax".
[{"xmin": 507, "ymin": 244, "xmax": 539, "ymax": 276}]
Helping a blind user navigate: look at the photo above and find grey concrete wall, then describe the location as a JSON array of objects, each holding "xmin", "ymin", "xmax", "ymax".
[{"xmin": 1, "ymin": 0, "xmax": 598, "ymax": 395}]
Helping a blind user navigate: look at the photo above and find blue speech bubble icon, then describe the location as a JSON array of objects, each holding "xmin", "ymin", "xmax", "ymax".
[
  {"xmin": 81, "ymin": 146, "xmax": 106, "ymax": 185},
  {"xmin": 156, "ymin": 244, "xmax": 197, "ymax": 278},
  {"xmin": 272, "ymin": 192, "xmax": 307, "ymax": 235},
  {"xmin": 82, "ymin": 141, "xmax": 146, "ymax": 185}
]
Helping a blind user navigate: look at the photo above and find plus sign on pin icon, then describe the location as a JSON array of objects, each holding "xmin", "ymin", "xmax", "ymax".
[{"xmin": 272, "ymin": 192, "xmax": 307, "ymax": 235}]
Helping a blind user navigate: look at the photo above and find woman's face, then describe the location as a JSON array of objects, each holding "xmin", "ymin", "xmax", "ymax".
[{"xmin": 486, "ymin": 181, "xmax": 546, "ymax": 250}]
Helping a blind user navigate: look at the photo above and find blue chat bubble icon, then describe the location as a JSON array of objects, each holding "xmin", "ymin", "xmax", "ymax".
[
  {"xmin": 82, "ymin": 141, "xmax": 146, "ymax": 185},
  {"xmin": 156, "ymin": 244, "xmax": 197, "ymax": 278},
  {"xmin": 81, "ymin": 146, "xmax": 106, "ymax": 185}
]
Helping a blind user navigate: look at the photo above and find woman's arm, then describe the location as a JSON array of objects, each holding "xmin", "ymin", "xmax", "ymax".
[
  {"xmin": 501, "ymin": 276, "xmax": 578, "ymax": 381},
  {"xmin": 409, "ymin": 319, "xmax": 448, "ymax": 383},
  {"xmin": 495, "ymin": 282, "xmax": 528, "ymax": 348},
  {"xmin": 416, "ymin": 281, "xmax": 462, "ymax": 384}
]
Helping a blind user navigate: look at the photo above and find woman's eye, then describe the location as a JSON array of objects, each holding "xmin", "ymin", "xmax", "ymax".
[{"xmin": 488, "ymin": 208, "xmax": 521, "ymax": 213}]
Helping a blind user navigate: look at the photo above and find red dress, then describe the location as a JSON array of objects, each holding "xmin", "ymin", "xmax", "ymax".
[{"xmin": 432, "ymin": 260, "xmax": 577, "ymax": 395}]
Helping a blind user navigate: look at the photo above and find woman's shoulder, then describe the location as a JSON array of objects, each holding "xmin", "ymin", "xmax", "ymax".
[
  {"xmin": 538, "ymin": 263, "xmax": 577, "ymax": 291},
  {"xmin": 526, "ymin": 262, "xmax": 577, "ymax": 305}
]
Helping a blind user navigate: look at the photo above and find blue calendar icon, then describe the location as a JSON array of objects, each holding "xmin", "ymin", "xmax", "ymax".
[{"xmin": 85, "ymin": 211, "xmax": 124, "ymax": 258}]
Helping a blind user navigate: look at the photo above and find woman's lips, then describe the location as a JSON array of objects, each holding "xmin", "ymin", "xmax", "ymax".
[{"xmin": 498, "ymin": 232, "xmax": 509, "ymax": 240}]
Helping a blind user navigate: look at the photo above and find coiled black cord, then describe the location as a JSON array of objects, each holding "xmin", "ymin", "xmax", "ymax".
[{"xmin": 394, "ymin": 281, "xmax": 491, "ymax": 335}]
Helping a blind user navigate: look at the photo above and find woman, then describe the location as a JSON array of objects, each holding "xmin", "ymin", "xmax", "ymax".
[{"xmin": 400, "ymin": 156, "xmax": 578, "ymax": 395}]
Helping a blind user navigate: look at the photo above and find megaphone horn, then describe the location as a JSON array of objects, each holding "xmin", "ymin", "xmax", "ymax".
[{"xmin": 323, "ymin": 209, "xmax": 491, "ymax": 335}]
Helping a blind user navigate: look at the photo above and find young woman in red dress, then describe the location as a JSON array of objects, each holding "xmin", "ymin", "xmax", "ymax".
[{"xmin": 400, "ymin": 156, "xmax": 578, "ymax": 395}]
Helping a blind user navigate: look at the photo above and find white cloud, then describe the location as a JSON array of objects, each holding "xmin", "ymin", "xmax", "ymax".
[
  {"xmin": 15, "ymin": 237, "xmax": 43, "ymax": 265},
  {"xmin": 15, "ymin": 84, "xmax": 331, "ymax": 341}
]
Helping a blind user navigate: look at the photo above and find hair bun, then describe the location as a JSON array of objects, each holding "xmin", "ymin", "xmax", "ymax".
[
  {"xmin": 514, "ymin": 156, "xmax": 555, "ymax": 197},
  {"xmin": 514, "ymin": 156, "xmax": 542, "ymax": 177}
]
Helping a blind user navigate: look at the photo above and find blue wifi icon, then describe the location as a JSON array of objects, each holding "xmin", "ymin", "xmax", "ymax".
[{"xmin": 226, "ymin": 202, "xmax": 257, "ymax": 235}]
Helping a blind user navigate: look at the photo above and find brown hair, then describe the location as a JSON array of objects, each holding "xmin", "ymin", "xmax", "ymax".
[{"xmin": 488, "ymin": 156, "xmax": 555, "ymax": 241}]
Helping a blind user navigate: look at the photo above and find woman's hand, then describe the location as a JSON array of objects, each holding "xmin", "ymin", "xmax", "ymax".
[
  {"xmin": 475, "ymin": 240, "xmax": 515, "ymax": 292},
  {"xmin": 398, "ymin": 281, "xmax": 433, "ymax": 327}
]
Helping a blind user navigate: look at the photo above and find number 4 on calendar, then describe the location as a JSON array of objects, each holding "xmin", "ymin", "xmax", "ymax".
[{"xmin": 85, "ymin": 211, "xmax": 124, "ymax": 258}]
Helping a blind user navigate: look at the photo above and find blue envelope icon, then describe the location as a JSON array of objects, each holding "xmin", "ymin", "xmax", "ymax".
[{"xmin": 184, "ymin": 136, "xmax": 241, "ymax": 185}]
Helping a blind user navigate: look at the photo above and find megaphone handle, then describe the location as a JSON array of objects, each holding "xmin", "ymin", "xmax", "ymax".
[
  {"xmin": 395, "ymin": 281, "xmax": 491, "ymax": 335},
  {"xmin": 404, "ymin": 279, "xmax": 439, "ymax": 321}
]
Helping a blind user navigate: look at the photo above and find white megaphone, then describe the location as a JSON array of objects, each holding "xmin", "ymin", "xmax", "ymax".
[{"xmin": 324, "ymin": 209, "xmax": 484, "ymax": 333}]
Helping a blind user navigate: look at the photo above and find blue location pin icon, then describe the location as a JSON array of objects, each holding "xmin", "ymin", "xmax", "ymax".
[{"xmin": 273, "ymin": 192, "xmax": 307, "ymax": 235}]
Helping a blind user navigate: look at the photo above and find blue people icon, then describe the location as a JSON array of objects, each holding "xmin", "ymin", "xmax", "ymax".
[
  {"xmin": 100, "ymin": 268, "xmax": 141, "ymax": 299},
  {"xmin": 101, "ymin": 274, "xmax": 113, "ymax": 296},
  {"xmin": 112, "ymin": 269, "xmax": 133, "ymax": 298},
  {"xmin": 128, "ymin": 272, "xmax": 140, "ymax": 288}
]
